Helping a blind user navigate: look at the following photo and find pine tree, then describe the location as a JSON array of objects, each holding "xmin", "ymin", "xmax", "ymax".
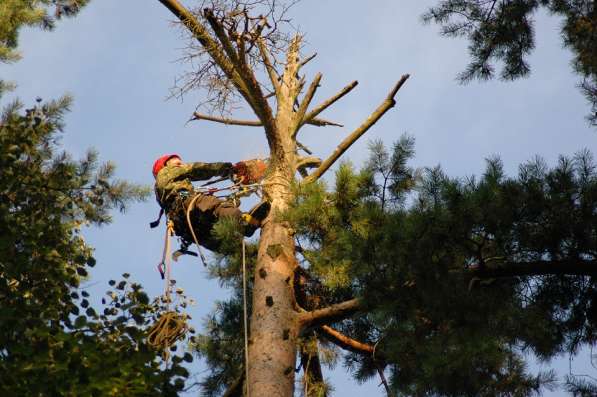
[
  {"xmin": 0, "ymin": 0, "xmax": 91, "ymax": 63},
  {"xmin": 423, "ymin": 0, "xmax": 597, "ymax": 126},
  {"xmin": 287, "ymin": 139, "xmax": 597, "ymax": 396},
  {"xmin": 0, "ymin": 90, "xmax": 202, "ymax": 395}
]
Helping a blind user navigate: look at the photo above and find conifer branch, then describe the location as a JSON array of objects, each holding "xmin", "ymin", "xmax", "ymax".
[
  {"xmin": 305, "ymin": 74, "xmax": 410, "ymax": 183},
  {"xmin": 222, "ymin": 372, "xmax": 244, "ymax": 397},
  {"xmin": 470, "ymin": 259, "xmax": 597, "ymax": 278},
  {"xmin": 301, "ymin": 80, "xmax": 358, "ymax": 127},
  {"xmin": 319, "ymin": 325, "xmax": 377, "ymax": 356},
  {"xmin": 298, "ymin": 298, "xmax": 362, "ymax": 327}
]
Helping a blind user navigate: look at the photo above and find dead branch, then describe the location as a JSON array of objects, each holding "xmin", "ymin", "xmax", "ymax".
[
  {"xmin": 203, "ymin": 9, "xmax": 276, "ymax": 135},
  {"xmin": 158, "ymin": 0, "xmax": 246, "ymax": 97},
  {"xmin": 295, "ymin": 73, "xmax": 323, "ymax": 135},
  {"xmin": 193, "ymin": 112, "xmax": 262, "ymax": 126},
  {"xmin": 296, "ymin": 156, "xmax": 322, "ymax": 173},
  {"xmin": 305, "ymin": 74, "xmax": 410, "ymax": 183},
  {"xmin": 301, "ymin": 80, "xmax": 358, "ymax": 127},
  {"xmin": 306, "ymin": 118, "xmax": 343, "ymax": 127},
  {"xmin": 257, "ymin": 37, "xmax": 281, "ymax": 94},
  {"xmin": 299, "ymin": 52, "xmax": 317, "ymax": 69},
  {"xmin": 192, "ymin": 112, "xmax": 340, "ymax": 128},
  {"xmin": 298, "ymin": 298, "xmax": 362, "ymax": 328},
  {"xmin": 296, "ymin": 141, "xmax": 313, "ymax": 154},
  {"xmin": 159, "ymin": 0, "xmax": 277, "ymax": 137}
]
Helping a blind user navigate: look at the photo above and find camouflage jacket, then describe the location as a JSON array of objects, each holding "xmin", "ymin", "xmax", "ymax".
[{"xmin": 154, "ymin": 162, "xmax": 232, "ymax": 209}]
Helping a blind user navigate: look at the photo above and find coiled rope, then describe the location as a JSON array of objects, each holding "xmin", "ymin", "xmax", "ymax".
[{"xmin": 149, "ymin": 220, "xmax": 188, "ymax": 361}]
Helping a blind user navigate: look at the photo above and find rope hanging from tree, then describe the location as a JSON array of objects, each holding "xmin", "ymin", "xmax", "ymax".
[{"xmin": 148, "ymin": 220, "xmax": 188, "ymax": 361}]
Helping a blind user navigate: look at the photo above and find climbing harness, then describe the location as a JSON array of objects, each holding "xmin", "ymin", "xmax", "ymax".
[
  {"xmin": 185, "ymin": 193, "xmax": 208, "ymax": 266},
  {"xmin": 148, "ymin": 220, "xmax": 188, "ymax": 361}
]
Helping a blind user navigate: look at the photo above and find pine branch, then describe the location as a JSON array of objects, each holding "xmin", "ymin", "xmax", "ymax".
[
  {"xmin": 301, "ymin": 80, "xmax": 358, "ymax": 127},
  {"xmin": 305, "ymin": 74, "xmax": 410, "ymax": 183},
  {"xmin": 298, "ymin": 298, "xmax": 362, "ymax": 327},
  {"xmin": 470, "ymin": 259, "xmax": 597, "ymax": 278},
  {"xmin": 319, "ymin": 325, "xmax": 376, "ymax": 356},
  {"xmin": 222, "ymin": 372, "xmax": 244, "ymax": 397}
]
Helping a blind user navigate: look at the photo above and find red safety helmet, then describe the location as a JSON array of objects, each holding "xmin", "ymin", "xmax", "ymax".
[{"xmin": 152, "ymin": 154, "xmax": 181, "ymax": 178}]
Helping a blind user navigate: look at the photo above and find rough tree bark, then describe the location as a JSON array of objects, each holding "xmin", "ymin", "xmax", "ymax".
[{"xmin": 156, "ymin": 1, "xmax": 409, "ymax": 395}]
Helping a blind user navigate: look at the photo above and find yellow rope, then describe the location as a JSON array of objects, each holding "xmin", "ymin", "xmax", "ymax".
[
  {"xmin": 147, "ymin": 311, "xmax": 188, "ymax": 361},
  {"xmin": 185, "ymin": 194, "xmax": 208, "ymax": 266}
]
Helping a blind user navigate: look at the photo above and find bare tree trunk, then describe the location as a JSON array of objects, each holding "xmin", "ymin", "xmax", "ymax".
[{"xmin": 248, "ymin": 36, "xmax": 302, "ymax": 397}]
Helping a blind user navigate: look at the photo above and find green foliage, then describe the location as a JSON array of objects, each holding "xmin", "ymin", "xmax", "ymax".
[
  {"xmin": 423, "ymin": 0, "xmax": 597, "ymax": 126},
  {"xmin": 286, "ymin": 136, "xmax": 597, "ymax": 396},
  {"xmin": 0, "ymin": 93, "xmax": 195, "ymax": 395},
  {"xmin": 193, "ymin": 295, "xmax": 245, "ymax": 397},
  {"xmin": 0, "ymin": 0, "xmax": 90, "ymax": 63}
]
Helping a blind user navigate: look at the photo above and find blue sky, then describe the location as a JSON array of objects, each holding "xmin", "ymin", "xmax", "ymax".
[{"xmin": 2, "ymin": 0, "xmax": 595, "ymax": 395}]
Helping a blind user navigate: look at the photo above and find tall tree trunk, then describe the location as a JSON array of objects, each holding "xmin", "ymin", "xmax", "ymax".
[
  {"xmin": 248, "ymin": 39, "xmax": 301, "ymax": 395},
  {"xmin": 249, "ymin": 158, "xmax": 298, "ymax": 396}
]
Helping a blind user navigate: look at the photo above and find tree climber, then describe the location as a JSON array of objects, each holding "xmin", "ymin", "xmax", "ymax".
[{"xmin": 152, "ymin": 154, "xmax": 269, "ymax": 253}]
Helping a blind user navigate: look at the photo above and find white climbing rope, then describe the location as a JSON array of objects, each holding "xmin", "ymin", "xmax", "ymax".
[{"xmin": 242, "ymin": 238, "xmax": 250, "ymax": 397}]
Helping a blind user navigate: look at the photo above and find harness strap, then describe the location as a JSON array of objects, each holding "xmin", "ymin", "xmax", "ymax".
[
  {"xmin": 157, "ymin": 221, "xmax": 174, "ymax": 299},
  {"xmin": 185, "ymin": 194, "xmax": 208, "ymax": 266},
  {"xmin": 149, "ymin": 208, "xmax": 164, "ymax": 228}
]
